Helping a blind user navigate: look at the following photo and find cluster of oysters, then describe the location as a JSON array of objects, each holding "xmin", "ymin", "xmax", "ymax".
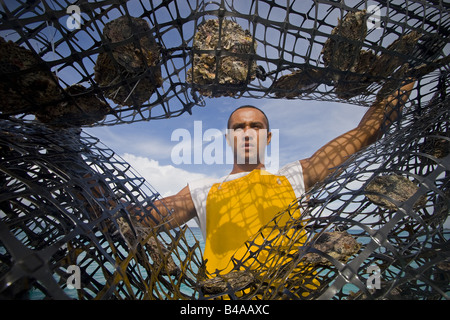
[
  {"xmin": 0, "ymin": 37, "xmax": 110, "ymax": 127},
  {"xmin": 2, "ymin": 11, "xmax": 447, "ymax": 125},
  {"xmin": 272, "ymin": 10, "xmax": 430, "ymax": 100},
  {"xmin": 0, "ymin": 16, "xmax": 163, "ymax": 127},
  {"xmin": 187, "ymin": 19, "xmax": 258, "ymax": 97},
  {"xmin": 94, "ymin": 16, "xmax": 162, "ymax": 106}
]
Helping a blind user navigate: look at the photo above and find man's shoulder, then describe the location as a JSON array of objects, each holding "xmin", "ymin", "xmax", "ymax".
[
  {"xmin": 188, "ymin": 176, "xmax": 220, "ymax": 193},
  {"xmin": 277, "ymin": 160, "xmax": 303, "ymax": 176},
  {"xmin": 277, "ymin": 160, "xmax": 305, "ymax": 198},
  {"xmin": 188, "ymin": 171, "xmax": 249, "ymax": 195}
]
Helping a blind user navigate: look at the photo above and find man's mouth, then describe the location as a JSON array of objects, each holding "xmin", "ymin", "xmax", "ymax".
[{"xmin": 242, "ymin": 143, "xmax": 255, "ymax": 150}]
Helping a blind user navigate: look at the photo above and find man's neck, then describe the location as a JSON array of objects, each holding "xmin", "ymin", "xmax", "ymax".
[{"xmin": 230, "ymin": 163, "xmax": 265, "ymax": 174}]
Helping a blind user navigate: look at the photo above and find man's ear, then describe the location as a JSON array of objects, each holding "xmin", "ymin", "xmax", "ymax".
[{"xmin": 267, "ymin": 131, "xmax": 272, "ymax": 145}]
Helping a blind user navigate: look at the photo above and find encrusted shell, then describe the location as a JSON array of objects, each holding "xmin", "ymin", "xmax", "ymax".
[
  {"xmin": 272, "ymin": 67, "xmax": 325, "ymax": 98},
  {"xmin": 321, "ymin": 11, "xmax": 420, "ymax": 100},
  {"xmin": 0, "ymin": 37, "xmax": 62, "ymax": 114},
  {"xmin": 94, "ymin": 17, "xmax": 162, "ymax": 106},
  {"xmin": 34, "ymin": 84, "xmax": 111, "ymax": 127},
  {"xmin": 187, "ymin": 19, "xmax": 258, "ymax": 97},
  {"xmin": 95, "ymin": 52, "xmax": 162, "ymax": 106},
  {"xmin": 365, "ymin": 174, "xmax": 427, "ymax": 210},
  {"xmin": 302, "ymin": 231, "xmax": 361, "ymax": 267},
  {"xmin": 321, "ymin": 10, "xmax": 368, "ymax": 76},
  {"xmin": 370, "ymin": 31, "xmax": 421, "ymax": 80},
  {"xmin": 102, "ymin": 16, "xmax": 160, "ymax": 72}
]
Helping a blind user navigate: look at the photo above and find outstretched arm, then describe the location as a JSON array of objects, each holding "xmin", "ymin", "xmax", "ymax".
[
  {"xmin": 83, "ymin": 174, "xmax": 197, "ymax": 230},
  {"xmin": 300, "ymin": 81, "xmax": 415, "ymax": 191},
  {"xmin": 129, "ymin": 185, "xmax": 197, "ymax": 230}
]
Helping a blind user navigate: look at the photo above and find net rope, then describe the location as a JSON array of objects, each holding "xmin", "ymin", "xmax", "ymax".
[{"xmin": 0, "ymin": 0, "xmax": 449, "ymax": 300}]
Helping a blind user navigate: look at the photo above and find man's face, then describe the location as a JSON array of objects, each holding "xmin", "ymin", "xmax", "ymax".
[{"xmin": 226, "ymin": 108, "xmax": 272, "ymax": 165}]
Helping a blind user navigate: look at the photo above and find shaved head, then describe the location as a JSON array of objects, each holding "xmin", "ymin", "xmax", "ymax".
[{"xmin": 227, "ymin": 105, "xmax": 270, "ymax": 131}]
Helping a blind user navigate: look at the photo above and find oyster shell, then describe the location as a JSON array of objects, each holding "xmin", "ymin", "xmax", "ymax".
[
  {"xmin": 418, "ymin": 132, "xmax": 450, "ymax": 166},
  {"xmin": 320, "ymin": 11, "xmax": 375, "ymax": 98},
  {"xmin": 334, "ymin": 49, "xmax": 378, "ymax": 99},
  {"xmin": 370, "ymin": 31, "xmax": 421, "ymax": 80},
  {"xmin": 187, "ymin": 19, "xmax": 258, "ymax": 97},
  {"xmin": 34, "ymin": 84, "xmax": 111, "ymax": 127},
  {"xmin": 94, "ymin": 17, "xmax": 162, "ymax": 106},
  {"xmin": 200, "ymin": 270, "xmax": 255, "ymax": 294},
  {"xmin": 272, "ymin": 67, "xmax": 325, "ymax": 98},
  {"xmin": 102, "ymin": 16, "xmax": 160, "ymax": 72},
  {"xmin": 321, "ymin": 10, "xmax": 368, "ymax": 80},
  {"xmin": 321, "ymin": 11, "xmax": 421, "ymax": 100},
  {"xmin": 0, "ymin": 37, "xmax": 62, "ymax": 114},
  {"xmin": 302, "ymin": 231, "xmax": 361, "ymax": 267},
  {"xmin": 116, "ymin": 217, "xmax": 180, "ymax": 276},
  {"xmin": 365, "ymin": 174, "xmax": 427, "ymax": 210},
  {"xmin": 95, "ymin": 52, "xmax": 162, "ymax": 106}
]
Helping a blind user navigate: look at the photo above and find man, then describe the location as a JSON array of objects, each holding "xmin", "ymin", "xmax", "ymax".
[{"xmin": 133, "ymin": 81, "xmax": 415, "ymax": 275}]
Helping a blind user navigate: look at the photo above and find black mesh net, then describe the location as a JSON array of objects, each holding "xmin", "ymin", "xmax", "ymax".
[
  {"xmin": 1, "ymin": 0, "xmax": 448, "ymax": 125},
  {"xmin": 218, "ymin": 93, "xmax": 449, "ymax": 300},
  {"xmin": 0, "ymin": 119, "xmax": 204, "ymax": 299},
  {"xmin": 0, "ymin": 0, "xmax": 449, "ymax": 300}
]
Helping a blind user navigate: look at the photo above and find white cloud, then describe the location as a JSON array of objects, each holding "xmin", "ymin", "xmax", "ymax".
[{"xmin": 121, "ymin": 153, "xmax": 212, "ymax": 197}]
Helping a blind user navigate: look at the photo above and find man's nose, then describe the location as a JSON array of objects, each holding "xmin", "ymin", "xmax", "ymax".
[{"xmin": 243, "ymin": 127, "xmax": 256, "ymax": 138}]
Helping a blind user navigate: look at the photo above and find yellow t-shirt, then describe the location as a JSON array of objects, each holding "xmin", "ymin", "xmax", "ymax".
[
  {"xmin": 204, "ymin": 169, "xmax": 299, "ymax": 274},
  {"xmin": 188, "ymin": 161, "xmax": 306, "ymax": 275}
]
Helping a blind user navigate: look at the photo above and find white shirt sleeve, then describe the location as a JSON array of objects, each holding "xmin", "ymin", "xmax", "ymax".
[
  {"xmin": 187, "ymin": 177, "xmax": 217, "ymax": 239},
  {"xmin": 277, "ymin": 161, "xmax": 306, "ymax": 199}
]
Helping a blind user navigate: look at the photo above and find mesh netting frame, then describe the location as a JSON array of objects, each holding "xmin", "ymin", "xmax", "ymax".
[
  {"xmin": 0, "ymin": 0, "xmax": 449, "ymax": 300},
  {"xmin": 0, "ymin": 0, "xmax": 448, "ymax": 126},
  {"xmin": 207, "ymin": 89, "xmax": 450, "ymax": 300},
  {"xmin": 0, "ymin": 119, "xmax": 204, "ymax": 299}
]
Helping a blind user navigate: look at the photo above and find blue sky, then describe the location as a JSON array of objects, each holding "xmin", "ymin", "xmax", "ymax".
[{"xmin": 85, "ymin": 98, "xmax": 367, "ymax": 197}]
